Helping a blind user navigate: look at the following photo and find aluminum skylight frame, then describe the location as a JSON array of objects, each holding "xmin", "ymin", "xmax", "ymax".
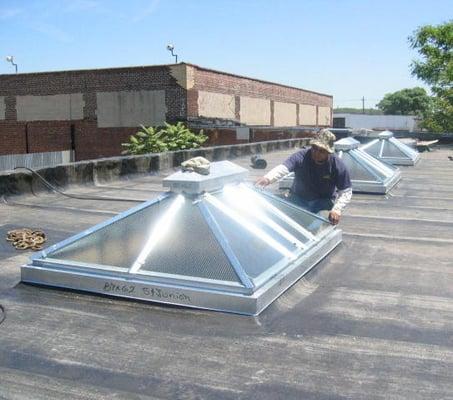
[
  {"xmin": 335, "ymin": 137, "xmax": 402, "ymax": 193},
  {"xmin": 22, "ymin": 164, "xmax": 341, "ymax": 316},
  {"xmin": 360, "ymin": 131, "xmax": 420, "ymax": 166}
]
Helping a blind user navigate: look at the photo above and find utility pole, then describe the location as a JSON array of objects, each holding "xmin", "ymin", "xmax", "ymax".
[{"xmin": 362, "ymin": 96, "xmax": 365, "ymax": 114}]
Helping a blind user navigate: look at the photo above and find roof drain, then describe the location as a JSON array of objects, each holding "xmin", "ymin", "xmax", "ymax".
[{"xmin": 21, "ymin": 160, "xmax": 341, "ymax": 315}]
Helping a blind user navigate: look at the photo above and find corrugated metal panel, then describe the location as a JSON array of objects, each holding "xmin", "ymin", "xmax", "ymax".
[{"xmin": 0, "ymin": 150, "xmax": 74, "ymax": 172}]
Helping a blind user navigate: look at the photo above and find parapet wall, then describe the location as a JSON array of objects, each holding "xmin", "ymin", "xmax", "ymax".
[{"xmin": 0, "ymin": 138, "xmax": 310, "ymax": 197}]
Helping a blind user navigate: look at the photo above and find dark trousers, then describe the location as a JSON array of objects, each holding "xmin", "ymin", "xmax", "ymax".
[{"xmin": 285, "ymin": 193, "xmax": 334, "ymax": 214}]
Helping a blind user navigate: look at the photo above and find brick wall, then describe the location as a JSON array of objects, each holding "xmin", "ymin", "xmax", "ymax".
[
  {"xmin": 0, "ymin": 65, "xmax": 185, "ymax": 160},
  {"xmin": 26, "ymin": 121, "xmax": 72, "ymax": 153},
  {"xmin": 189, "ymin": 65, "xmax": 332, "ymax": 128},
  {"xmin": 192, "ymin": 65, "xmax": 332, "ymax": 107},
  {"xmin": 0, "ymin": 66, "xmax": 185, "ymax": 122},
  {"xmin": 73, "ymin": 121, "xmax": 137, "ymax": 161},
  {"xmin": 200, "ymin": 127, "xmax": 315, "ymax": 148},
  {"xmin": 0, "ymin": 122, "xmax": 26, "ymax": 155},
  {"xmin": 0, "ymin": 63, "xmax": 332, "ymax": 161},
  {"xmin": 252, "ymin": 128, "xmax": 316, "ymax": 142}
]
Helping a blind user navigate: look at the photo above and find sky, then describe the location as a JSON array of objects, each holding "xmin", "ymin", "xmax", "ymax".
[{"xmin": 0, "ymin": 0, "xmax": 451, "ymax": 108}]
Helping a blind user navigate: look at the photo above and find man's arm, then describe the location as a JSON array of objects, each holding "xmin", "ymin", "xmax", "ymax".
[
  {"xmin": 255, "ymin": 164, "xmax": 290, "ymax": 187},
  {"xmin": 328, "ymin": 187, "xmax": 352, "ymax": 224},
  {"xmin": 328, "ymin": 156, "xmax": 353, "ymax": 224},
  {"xmin": 256, "ymin": 149, "xmax": 304, "ymax": 187}
]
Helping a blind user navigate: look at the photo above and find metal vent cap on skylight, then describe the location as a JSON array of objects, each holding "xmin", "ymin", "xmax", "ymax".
[
  {"xmin": 334, "ymin": 137, "xmax": 360, "ymax": 151},
  {"xmin": 163, "ymin": 160, "xmax": 248, "ymax": 194}
]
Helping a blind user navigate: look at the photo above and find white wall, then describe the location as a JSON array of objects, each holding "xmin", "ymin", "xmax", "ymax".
[
  {"xmin": 97, "ymin": 90, "xmax": 166, "ymax": 128},
  {"xmin": 198, "ymin": 91, "xmax": 235, "ymax": 119},
  {"xmin": 334, "ymin": 113, "xmax": 418, "ymax": 132},
  {"xmin": 299, "ymin": 104, "xmax": 317, "ymax": 125},
  {"xmin": 16, "ymin": 94, "xmax": 84, "ymax": 121},
  {"xmin": 239, "ymin": 96, "xmax": 271, "ymax": 125},
  {"xmin": 273, "ymin": 101, "xmax": 297, "ymax": 127}
]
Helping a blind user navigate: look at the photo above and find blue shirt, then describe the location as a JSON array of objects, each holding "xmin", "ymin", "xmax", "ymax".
[{"xmin": 283, "ymin": 148, "xmax": 351, "ymax": 201}]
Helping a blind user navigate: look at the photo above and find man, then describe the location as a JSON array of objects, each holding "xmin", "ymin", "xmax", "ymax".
[{"xmin": 255, "ymin": 129, "xmax": 352, "ymax": 225}]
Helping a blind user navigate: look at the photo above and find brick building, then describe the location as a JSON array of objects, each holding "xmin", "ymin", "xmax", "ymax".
[{"xmin": 0, "ymin": 63, "xmax": 332, "ymax": 161}]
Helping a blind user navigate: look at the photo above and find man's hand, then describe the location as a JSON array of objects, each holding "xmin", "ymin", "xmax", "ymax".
[
  {"xmin": 255, "ymin": 176, "xmax": 271, "ymax": 187},
  {"xmin": 328, "ymin": 210, "xmax": 341, "ymax": 225}
]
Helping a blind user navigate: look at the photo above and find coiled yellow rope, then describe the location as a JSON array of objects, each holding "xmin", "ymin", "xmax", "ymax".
[{"xmin": 6, "ymin": 228, "xmax": 46, "ymax": 251}]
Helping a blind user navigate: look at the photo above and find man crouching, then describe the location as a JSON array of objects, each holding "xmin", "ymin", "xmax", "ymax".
[{"xmin": 256, "ymin": 129, "xmax": 352, "ymax": 225}]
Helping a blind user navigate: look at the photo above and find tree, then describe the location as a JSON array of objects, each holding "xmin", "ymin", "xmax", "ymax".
[
  {"xmin": 409, "ymin": 21, "xmax": 453, "ymax": 131},
  {"xmin": 418, "ymin": 95, "xmax": 453, "ymax": 132},
  {"xmin": 376, "ymin": 87, "xmax": 432, "ymax": 115}
]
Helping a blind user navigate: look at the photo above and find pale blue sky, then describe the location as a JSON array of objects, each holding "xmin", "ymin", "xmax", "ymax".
[{"xmin": 1, "ymin": 0, "xmax": 451, "ymax": 107}]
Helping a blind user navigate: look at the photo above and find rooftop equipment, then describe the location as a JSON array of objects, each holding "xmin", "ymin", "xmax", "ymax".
[
  {"xmin": 360, "ymin": 130, "xmax": 420, "ymax": 166},
  {"xmin": 279, "ymin": 137, "xmax": 402, "ymax": 194},
  {"xmin": 21, "ymin": 161, "xmax": 341, "ymax": 315}
]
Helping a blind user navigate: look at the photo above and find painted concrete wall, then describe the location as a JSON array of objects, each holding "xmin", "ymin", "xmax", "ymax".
[
  {"xmin": 299, "ymin": 104, "xmax": 317, "ymax": 125},
  {"xmin": 318, "ymin": 106, "xmax": 331, "ymax": 126},
  {"xmin": 96, "ymin": 90, "xmax": 166, "ymax": 128},
  {"xmin": 239, "ymin": 96, "xmax": 271, "ymax": 125},
  {"xmin": 169, "ymin": 64, "xmax": 195, "ymax": 90},
  {"xmin": 0, "ymin": 97, "xmax": 5, "ymax": 120},
  {"xmin": 16, "ymin": 94, "xmax": 84, "ymax": 121},
  {"xmin": 273, "ymin": 101, "xmax": 297, "ymax": 127},
  {"xmin": 334, "ymin": 113, "xmax": 418, "ymax": 131},
  {"xmin": 198, "ymin": 91, "xmax": 235, "ymax": 120}
]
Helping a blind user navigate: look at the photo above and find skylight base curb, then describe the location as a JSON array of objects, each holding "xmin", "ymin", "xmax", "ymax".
[{"xmin": 21, "ymin": 229, "xmax": 341, "ymax": 316}]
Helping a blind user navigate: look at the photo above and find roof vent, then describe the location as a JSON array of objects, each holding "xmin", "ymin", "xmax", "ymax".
[
  {"xmin": 22, "ymin": 161, "xmax": 341, "ymax": 315},
  {"xmin": 378, "ymin": 130, "xmax": 394, "ymax": 139},
  {"xmin": 334, "ymin": 137, "xmax": 360, "ymax": 151},
  {"xmin": 163, "ymin": 160, "xmax": 248, "ymax": 194}
]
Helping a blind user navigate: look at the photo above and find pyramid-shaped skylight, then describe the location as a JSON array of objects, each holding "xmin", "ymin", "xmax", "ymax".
[
  {"xmin": 22, "ymin": 161, "xmax": 341, "ymax": 315},
  {"xmin": 335, "ymin": 137, "xmax": 401, "ymax": 193},
  {"xmin": 279, "ymin": 138, "xmax": 401, "ymax": 194},
  {"xmin": 360, "ymin": 130, "xmax": 420, "ymax": 165}
]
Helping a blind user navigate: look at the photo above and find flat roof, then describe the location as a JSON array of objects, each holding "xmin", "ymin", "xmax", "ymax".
[{"xmin": 1, "ymin": 145, "xmax": 453, "ymax": 398}]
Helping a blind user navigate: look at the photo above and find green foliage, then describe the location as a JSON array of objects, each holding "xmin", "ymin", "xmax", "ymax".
[
  {"xmin": 122, "ymin": 122, "xmax": 208, "ymax": 155},
  {"xmin": 376, "ymin": 87, "xmax": 433, "ymax": 115},
  {"xmin": 418, "ymin": 94, "xmax": 453, "ymax": 133},
  {"xmin": 409, "ymin": 21, "xmax": 453, "ymax": 131},
  {"xmin": 409, "ymin": 21, "xmax": 453, "ymax": 96}
]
